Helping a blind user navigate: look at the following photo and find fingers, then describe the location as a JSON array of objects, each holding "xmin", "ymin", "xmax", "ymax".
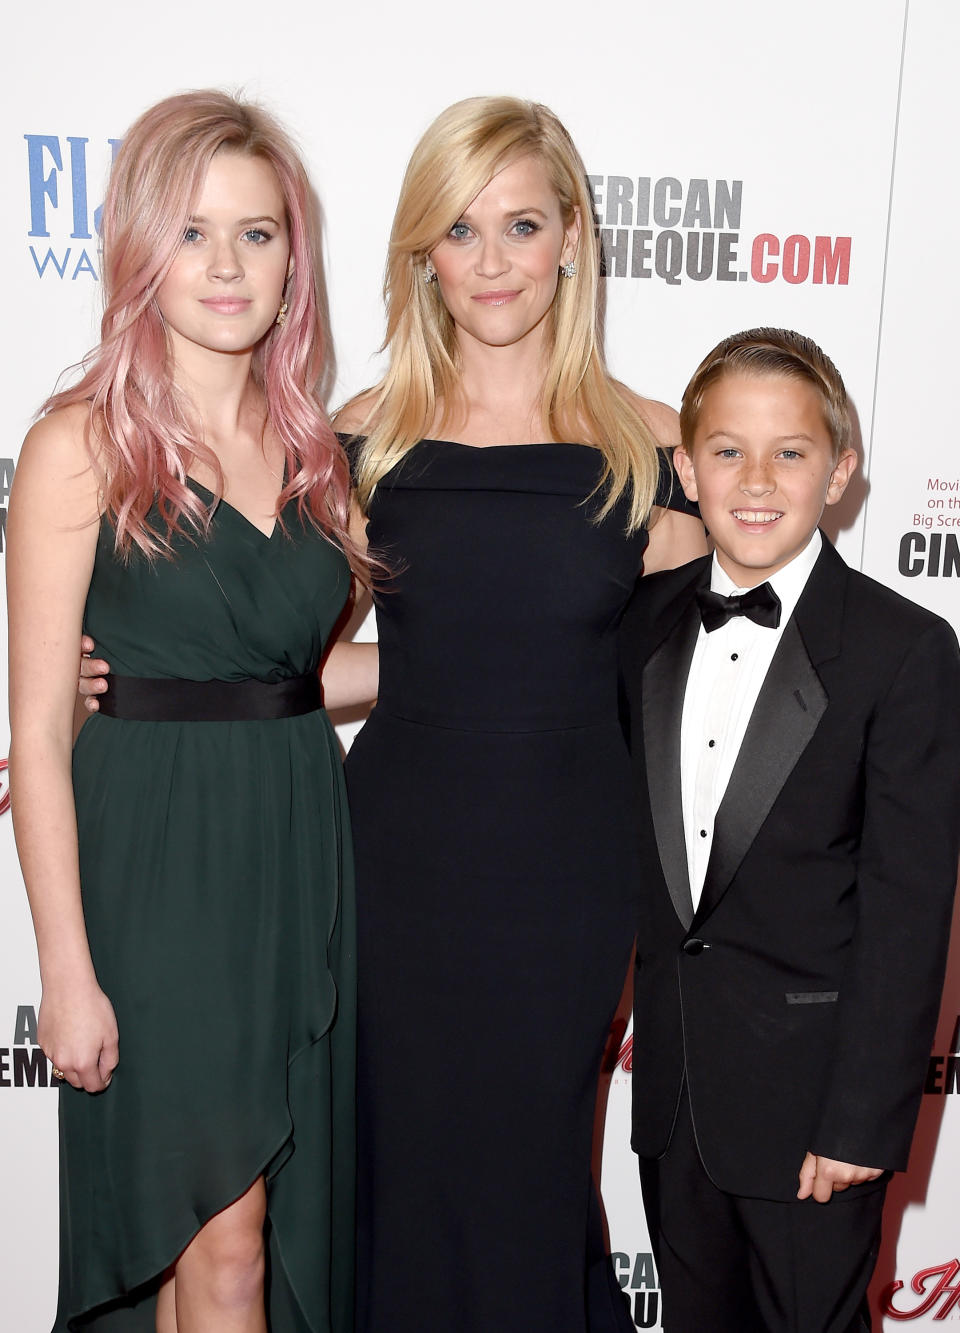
[
  {"xmin": 796, "ymin": 1151, "xmax": 816, "ymax": 1200},
  {"xmin": 798, "ymin": 1155, "xmax": 884, "ymax": 1203},
  {"xmin": 79, "ymin": 658, "xmax": 110, "ymax": 680},
  {"xmin": 49, "ymin": 1041, "xmax": 119, "ymax": 1095}
]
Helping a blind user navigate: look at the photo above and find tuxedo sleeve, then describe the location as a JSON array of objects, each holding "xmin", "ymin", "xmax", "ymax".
[{"xmin": 811, "ymin": 617, "xmax": 960, "ymax": 1170}]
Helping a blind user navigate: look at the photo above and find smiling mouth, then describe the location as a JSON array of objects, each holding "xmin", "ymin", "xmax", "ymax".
[
  {"xmin": 472, "ymin": 290, "xmax": 520, "ymax": 306},
  {"xmin": 732, "ymin": 509, "xmax": 784, "ymax": 524}
]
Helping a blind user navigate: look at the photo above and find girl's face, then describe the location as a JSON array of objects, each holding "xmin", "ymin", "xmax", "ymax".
[
  {"xmin": 428, "ymin": 155, "xmax": 580, "ymax": 358},
  {"xmin": 155, "ymin": 151, "xmax": 291, "ymax": 367}
]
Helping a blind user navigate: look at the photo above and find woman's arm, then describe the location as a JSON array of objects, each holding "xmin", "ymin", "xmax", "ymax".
[{"xmin": 7, "ymin": 408, "xmax": 119, "ymax": 1093}]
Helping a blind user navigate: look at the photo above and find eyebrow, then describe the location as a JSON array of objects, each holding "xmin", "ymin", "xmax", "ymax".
[
  {"xmin": 188, "ymin": 214, "xmax": 282, "ymax": 227},
  {"xmin": 458, "ymin": 205, "xmax": 551, "ymax": 221},
  {"xmin": 702, "ymin": 430, "xmax": 817, "ymax": 445}
]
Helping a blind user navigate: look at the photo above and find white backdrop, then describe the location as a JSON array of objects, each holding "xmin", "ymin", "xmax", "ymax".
[{"xmin": 3, "ymin": 1, "xmax": 959, "ymax": 1326}]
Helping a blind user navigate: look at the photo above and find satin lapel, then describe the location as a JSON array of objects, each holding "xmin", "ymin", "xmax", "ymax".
[
  {"xmin": 693, "ymin": 618, "xmax": 827, "ymax": 926},
  {"xmin": 642, "ymin": 600, "xmax": 702, "ymax": 930}
]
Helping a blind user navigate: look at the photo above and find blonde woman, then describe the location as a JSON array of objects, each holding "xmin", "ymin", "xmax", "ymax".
[{"xmin": 337, "ymin": 98, "xmax": 705, "ymax": 1333}]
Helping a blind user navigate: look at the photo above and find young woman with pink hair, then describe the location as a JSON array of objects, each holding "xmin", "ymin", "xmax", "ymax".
[{"xmin": 7, "ymin": 91, "xmax": 366, "ymax": 1333}]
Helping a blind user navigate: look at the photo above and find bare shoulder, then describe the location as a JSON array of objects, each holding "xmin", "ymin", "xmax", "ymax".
[
  {"xmin": 615, "ymin": 383, "xmax": 680, "ymax": 449},
  {"xmin": 332, "ymin": 388, "xmax": 380, "ymax": 435},
  {"xmin": 15, "ymin": 404, "xmax": 100, "ymax": 519}
]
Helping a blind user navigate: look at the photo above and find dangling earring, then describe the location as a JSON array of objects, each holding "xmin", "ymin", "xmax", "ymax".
[
  {"xmin": 276, "ymin": 299, "xmax": 288, "ymax": 327},
  {"xmin": 424, "ymin": 258, "xmax": 437, "ymax": 284},
  {"xmin": 561, "ymin": 260, "xmax": 577, "ymax": 280}
]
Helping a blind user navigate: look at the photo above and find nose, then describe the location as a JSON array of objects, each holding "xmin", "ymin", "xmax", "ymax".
[
  {"xmin": 739, "ymin": 458, "xmax": 775, "ymax": 495},
  {"xmin": 208, "ymin": 236, "xmax": 243, "ymax": 281},
  {"xmin": 474, "ymin": 234, "xmax": 508, "ymax": 279}
]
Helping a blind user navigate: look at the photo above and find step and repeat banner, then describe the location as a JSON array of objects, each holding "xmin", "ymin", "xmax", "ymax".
[{"xmin": 2, "ymin": 0, "xmax": 958, "ymax": 1326}]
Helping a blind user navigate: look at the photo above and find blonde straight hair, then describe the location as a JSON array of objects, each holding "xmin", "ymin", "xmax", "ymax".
[{"xmin": 345, "ymin": 96, "xmax": 660, "ymax": 531}]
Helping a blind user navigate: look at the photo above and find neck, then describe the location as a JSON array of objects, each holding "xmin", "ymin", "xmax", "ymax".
[
  {"xmin": 170, "ymin": 340, "xmax": 263, "ymax": 446},
  {"xmin": 449, "ymin": 327, "xmax": 550, "ymax": 443}
]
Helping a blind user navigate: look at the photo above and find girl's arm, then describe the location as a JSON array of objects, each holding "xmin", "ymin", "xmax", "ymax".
[{"xmin": 7, "ymin": 407, "xmax": 119, "ymax": 1093}]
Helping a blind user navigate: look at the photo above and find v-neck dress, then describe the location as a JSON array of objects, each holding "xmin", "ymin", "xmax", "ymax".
[
  {"xmin": 345, "ymin": 439, "xmax": 691, "ymax": 1333},
  {"xmin": 56, "ymin": 489, "xmax": 355, "ymax": 1333}
]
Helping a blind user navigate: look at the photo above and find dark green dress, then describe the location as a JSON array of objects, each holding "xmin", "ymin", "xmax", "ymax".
[{"xmin": 58, "ymin": 487, "xmax": 355, "ymax": 1332}]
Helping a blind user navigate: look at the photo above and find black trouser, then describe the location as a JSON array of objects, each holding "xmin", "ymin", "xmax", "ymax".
[{"xmin": 637, "ymin": 1087, "xmax": 885, "ymax": 1333}]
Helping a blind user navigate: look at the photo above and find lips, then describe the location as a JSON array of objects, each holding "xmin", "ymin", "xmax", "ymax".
[
  {"xmin": 200, "ymin": 298, "xmax": 252, "ymax": 314},
  {"xmin": 471, "ymin": 290, "xmax": 520, "ymax": 306}
]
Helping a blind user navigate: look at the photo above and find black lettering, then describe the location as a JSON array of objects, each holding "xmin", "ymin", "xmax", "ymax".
[
  {"xmin": 635, "ymin": 178, "xmax": 651, "ymax": 227},
  {"xmin": 943, "ymin": 534, "xmax": 960, "ymax": 576},
  {"xmin": 13, "ymin": 1047, "xmax": 48, "ymax": 1087},
  {"xmin": 945, "ymin": 1055, "xmax": 960, "ymax": 1094},
  {"xmin": 0, "ymin": 458, "xmax": 14, "ymax": 505},
  {"xmin": 949, "ymin": 1013, "xmax": 960, "ymax": 1056},
  {"xmin": 633, "ymin": 1291, "xmax": 660, "ymax": 1328},
  {"xmin": 631, "ymin": 1252, "xmax": 657, "ymax": 1289},
  {"xmin": 0, "ymin": 1050, "xmax": 10, "ymax": 1088},
  {"xmin": 587, "ymin": 175, "xmax": 604, "ymax": 226},
  {"xmin": 928, "ymin": 533, "xmax": 942, "ymax": 576},
  {"xmin": 611, "ymin": 1252, "xmax": 630, "ymax": 1289},
  {"xmin": 899, "ymin": 532, "xmax": 925, "ymax": 576},
  {"xmin": 926, "ymin": 1054, "xmax": 944, "ymax": 1094}
]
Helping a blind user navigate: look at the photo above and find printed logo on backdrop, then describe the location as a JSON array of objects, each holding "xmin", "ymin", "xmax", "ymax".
[
  {"xmin": 589, "ymin": 176, "xmax": 850, "ymax": 288},
  {"xmin": 0, "ymin": 456, "xmax": 14, "ymax": 555},
  {"xmin": 25, "ymin": 134, "xmax": 122, "ymax": 281},
  {"xmin": 612, "ymin": 1252, "xmax": 660, "ymax": 1329},
  {"xmin": 900, "ymin": 478, "xmax": 960, "ymax": 578},
  {"xmin": 923, "ymin": 1014, "xmax": 960, "ymax": 1096},
  {"xmin": 880, "ymin": 1259, "xmax": 960, "ymax": 1321},
  {"xmin": 1, "ymin": 1007, "xmax": 57, "ymax": 1089}
]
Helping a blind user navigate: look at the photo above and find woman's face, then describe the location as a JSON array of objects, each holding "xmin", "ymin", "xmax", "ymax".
[
  {"xmin": 428, "ymin": 155, "xmax": 580, "ymax": 357},
  {"xmin": 155, "ymin": 150, "xmax": 291, "ymax": 367}
]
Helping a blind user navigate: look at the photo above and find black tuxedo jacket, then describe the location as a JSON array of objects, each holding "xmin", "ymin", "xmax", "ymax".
[{"xmin": 619, "ymin": 536, "xmax": 960, "ymax": 1201}]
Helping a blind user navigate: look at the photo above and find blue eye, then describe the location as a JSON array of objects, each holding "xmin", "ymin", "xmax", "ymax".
[
  {"xmin": 448, "ymin": 222, "xmax": 471, "ymax": 241},
  {"xmin": 183, "ymin": 226, "xmax": 201, "ymax": 243},
  {"xmin": 779, "ymin": 449, "xmax": 801, "ymax": 460},
  {"xmin": 243, "ymin": 228, "xmax": 272, "ymax": 244},
  {"xmin": 512, "ymin": 218, "xmax": 540, "ymax": 236}
]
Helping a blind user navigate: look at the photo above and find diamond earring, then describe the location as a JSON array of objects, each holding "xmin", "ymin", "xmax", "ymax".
[
  {"xmin": 276, "ymin": 299, "xmax": 288, "ymax": 327},
  {"xmin": 561, "ymin": 260, "xmax": 577, "ymax": 279},
  {"xmin": 424, "ymin": 258, "xmax": 437, "ymax": 284}
]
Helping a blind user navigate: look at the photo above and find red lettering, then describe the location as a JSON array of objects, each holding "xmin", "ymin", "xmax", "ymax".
[
  {"xmin": 751, "ymin": 233, "xmax": 778, "ymax": 283},
  {"xmin": 881, "ymin": 1260, "xmax": 960, "ymax": 1320},
  {"xmin": 781, "ymin": 234, "xmax": 810, "ymax": 284},
  {"xmin": 813, "ymin": 235, "xmax": 851, "ymax": 285}
]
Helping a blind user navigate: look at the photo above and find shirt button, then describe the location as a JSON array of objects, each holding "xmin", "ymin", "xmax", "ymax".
[
  {"xmin": 699, "ymin": 829, "xmax": 707, "ymax": 838},
  {"xmin": 731, "ymin": 652, "xmax": 739, "ymax": 661},
  {"xmin": 708, "ymin": 739, "xmax": 716, "ymax": 748}
]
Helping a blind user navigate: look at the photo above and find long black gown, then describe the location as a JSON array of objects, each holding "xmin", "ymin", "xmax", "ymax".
[{"xmin": 345, "ymin": 439, "xmax": 689, "ymax": 1333}]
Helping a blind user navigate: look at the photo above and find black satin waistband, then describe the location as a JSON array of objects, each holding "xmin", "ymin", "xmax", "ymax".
[{"xmin": 97, "ymin": 673, "xmax": 322, "ymax": 722}]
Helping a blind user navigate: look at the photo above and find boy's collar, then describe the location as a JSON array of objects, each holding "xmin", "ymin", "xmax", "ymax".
[{"xmin": 711, "ymin": 530, "xmax": 822, "ymax": 628}]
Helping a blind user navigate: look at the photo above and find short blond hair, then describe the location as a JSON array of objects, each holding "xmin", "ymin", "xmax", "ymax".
[{"xmin": 680, "ymin": 328, "xmax": 852, "ymax": 461}]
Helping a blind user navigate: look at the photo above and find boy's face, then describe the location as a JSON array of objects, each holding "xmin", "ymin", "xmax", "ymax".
[{"xmin": 674, "ymin": 371, "xmax": 857, "ymax": 588}]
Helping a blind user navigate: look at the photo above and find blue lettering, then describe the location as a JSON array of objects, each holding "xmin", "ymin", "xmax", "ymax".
[
  {"xmin": 29, "ymin": 245, "xmax": 71, "ymax": 278},
  {"xmin": 68, "ymin": 136, "xmax": 90, "ymax": 238},
  {"xmin": 25, "ymin": 134, "xmax": 63, "ymax": 237},
  {"xmin": 72, "ymin": 249, "xmax": 99, "ymax": 280}
]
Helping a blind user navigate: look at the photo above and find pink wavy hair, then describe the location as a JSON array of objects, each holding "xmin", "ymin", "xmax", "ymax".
[{"xmin": 44, "ymin": 90, "xmax": 363, "ymax": 574}]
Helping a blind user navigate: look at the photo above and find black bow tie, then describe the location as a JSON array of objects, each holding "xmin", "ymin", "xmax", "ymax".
[{"xmin": 696, "ymin": 582, "xmax": 782, "ymax": 632}]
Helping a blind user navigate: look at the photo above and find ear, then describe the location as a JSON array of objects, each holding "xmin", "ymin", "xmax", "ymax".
[
  {"xmin": 562, "ymin": 205, "xmax": 582, "ymax": 267},
  {"xmin": 672, "ymin": 444, "xmax": 699, "ymax": 504},
  {"xmin": 824, "ymin": 448, "xmax": 857, "ymax": 506}
]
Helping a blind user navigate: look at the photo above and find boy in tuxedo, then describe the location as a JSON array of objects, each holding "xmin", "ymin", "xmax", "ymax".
[{"xmin": 619, "ymin": 328, "xmax": 960, "ymax": 1332}]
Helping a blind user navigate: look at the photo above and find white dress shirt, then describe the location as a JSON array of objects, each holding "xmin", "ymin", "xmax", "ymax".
[{"xmin": 680, "ymin": 532, "xmax": 822, "ymax": 909}]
